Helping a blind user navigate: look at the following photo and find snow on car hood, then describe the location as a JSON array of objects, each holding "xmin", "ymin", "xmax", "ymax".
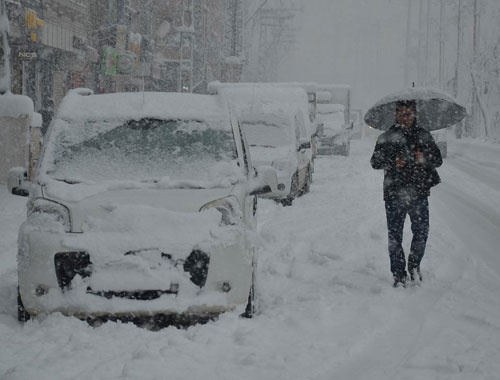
[
  {"xmin": 22, "ymin": 184, "xmax": 245, "ymax": 314},
  {"xmin": 59, "ymin": 187, "xmax": 234, "ymax": 233}
]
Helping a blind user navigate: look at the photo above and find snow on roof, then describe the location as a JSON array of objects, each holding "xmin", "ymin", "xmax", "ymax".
[
  {"xmin": 316, "ymin": 84, "xmax": 351, "ymax": 91},
  {"xmin": 0, "ymin": 93, "xmax": 34, "ymax": 119},
  {"xmin": 208, "ymin": 83, "xmax": 309, "ymax": 115},
  {"xmin": 208, "ymin": 81, "xmax": 317, "ymax": 95},
  {"xmin": 56, "ymin": 90, "xmax": 229, "ymax": 124}
]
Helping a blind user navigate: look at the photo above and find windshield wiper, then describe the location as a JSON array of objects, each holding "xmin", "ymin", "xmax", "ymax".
[{"xmin": 54, "ymin": 178, "xmax": 82, "ymax": 184}]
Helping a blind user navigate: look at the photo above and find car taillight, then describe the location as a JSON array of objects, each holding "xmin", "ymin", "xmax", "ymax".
[{"xmin": 54, "ymin": 252, "xmax": 92, "ymax": 289}]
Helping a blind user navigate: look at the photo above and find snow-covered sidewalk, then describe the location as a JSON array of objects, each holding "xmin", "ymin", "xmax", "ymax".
[{"xmin": 1, "ymin": 137, "xmax": 500, "ymax": 380}]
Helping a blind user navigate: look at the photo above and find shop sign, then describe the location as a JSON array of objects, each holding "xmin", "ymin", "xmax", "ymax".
[
  {"xmin": 117, "ymin": 52, "xmax": 137, "ymax": 74},
  {"xmin": 18, "ymin": 52, "xmax": 38, "ymax": 60}
]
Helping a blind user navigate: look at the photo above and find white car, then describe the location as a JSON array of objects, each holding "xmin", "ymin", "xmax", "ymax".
[
  {"xmin": 208, "ymin": 83, "xmax": 314, "ymax": 205},
  {"xmin": 316, "ymin": 103, "xmax": 351, "ymax": 156},
  {"xmin": 15, "ymin": 89, "xmax": 277, "ymax": 326},
  {"xmin": 241, "ymin": 111, "xmax": 313, "ymax": 206}
]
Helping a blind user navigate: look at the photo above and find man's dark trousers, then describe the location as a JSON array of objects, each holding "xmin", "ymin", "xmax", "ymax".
[{"xmin": 385, "ymin": 196, "xmax": 429, "ymax": 278}]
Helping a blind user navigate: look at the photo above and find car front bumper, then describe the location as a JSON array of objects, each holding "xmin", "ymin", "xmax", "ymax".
[{"xmin": 18, "ymin": 227, "xmax": 253, "ymax": 318}]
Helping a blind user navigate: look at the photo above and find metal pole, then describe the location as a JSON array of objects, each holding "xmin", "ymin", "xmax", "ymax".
[
  {"xmin": 417, "ymin": 0, "xmax": 424, "ymax": 85},
  {"xmin": 424, "ymin": 0, "xmax": 431, "ymax": 86},
  {"xmin": 439, "ymin": 0, "xmax": 445, "ymax": 89},
  {"xmin": 454, "ymin": 0, "xmax": 463, "ymax": 98},
  {"xmin": 0, "ymin": 0, "xmax": 11, "ymax": 93},
  {"xmin": 404, "ymin": 0, "xmax": 412, "ymax": 87}
]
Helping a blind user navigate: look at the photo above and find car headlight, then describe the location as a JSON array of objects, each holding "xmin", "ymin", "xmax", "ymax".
[
  {"xmin": 183, "ymin": 249, "xmax": 210, "ymax": 288},
  {"xmin": 28, "ymin": 198, "xmax": 71, "ymax": 232},
  {"xmin": 200, "ymin": 196, "xmax": 242, "ymax": 225}
]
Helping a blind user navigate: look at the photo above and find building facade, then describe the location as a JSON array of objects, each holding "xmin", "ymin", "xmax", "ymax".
[{"xmin": 1, "ymin": 0, "xmax": 243, "ymax": 131}]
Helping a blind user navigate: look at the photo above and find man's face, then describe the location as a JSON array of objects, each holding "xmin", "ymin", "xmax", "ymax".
[{"xmin": 396, "ymin": 106, "xmax": 416, "ymax": 128}]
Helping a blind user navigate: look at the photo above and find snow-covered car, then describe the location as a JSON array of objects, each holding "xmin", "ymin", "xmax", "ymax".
[
  {"xmin": 0, "ymin": 92, "xmax": 34, "ymax": 195},
  {"xmin": 15, "ymin": 89, "xmax": 278, "ymax": 325},
  {"xmin": 208, "ymin": 83, "xmax": 314, "ymax": 205},
  {"xmin": 316, "ymin": 102, "xmax": 351, "ymax": 156},
  {"xmin": 241, "ymin": 111, "xmax": 313, "ymax": 205}
]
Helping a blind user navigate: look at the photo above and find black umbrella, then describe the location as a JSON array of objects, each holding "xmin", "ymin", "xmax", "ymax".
[{"xmin": 364, "ymin": 87, "xmax": 467, "ymax": 131}]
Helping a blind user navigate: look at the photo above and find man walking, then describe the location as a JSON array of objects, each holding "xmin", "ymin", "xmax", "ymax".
[{"xmin": 370, "ymin": 100, "xmax": 442, "ymax": 287}]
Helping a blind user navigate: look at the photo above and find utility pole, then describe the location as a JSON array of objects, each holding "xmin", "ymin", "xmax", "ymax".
[
  {"xmin": 453, "ymin": 0, "xmax": 463, "ymax": 98},
  {"xmin": 0, "ymin": 0, "xmax": 11, "ymax": 93},
  {"xmin": 424, "ymin": 0, "xmax": 431, "ymax": 86},
  {"xmin": 417, "ymin": 0, "xmax": 424, "ymax": 85},
  {"xmin": 404, "ymin": 0, "xmax": 412, "ymax": 87},
  {"xmin": 470, "ymin": 0, "xmax": 480, "ymax": 136},
  {"xmin": 438, "ymin": 0, "xmax": 445, "ymax": 89}
]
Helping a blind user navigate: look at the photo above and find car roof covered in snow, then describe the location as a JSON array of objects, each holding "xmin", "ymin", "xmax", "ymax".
[
  {"xmin": 208, "ymin": 83, "xmax": 310, "ymax": 122},
  {"xmin": 56, "ymin": 90, "xmax": 230, "ymax": 125}
]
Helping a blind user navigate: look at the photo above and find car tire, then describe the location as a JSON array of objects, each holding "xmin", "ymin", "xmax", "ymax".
[
  {"xmin": 241, "ymin": 272, "xmax": 255, "ymax": 319},
  {"xmin": 18, "ymin": 287, "xmax": 31, "ymax": 322},
  {"xmin": 280, "ymin": 173, "xmax": 298, "ymax": 206},
  {"xmin": 300, "ymin": 167, "xmax": 312, "ymax": 195}
]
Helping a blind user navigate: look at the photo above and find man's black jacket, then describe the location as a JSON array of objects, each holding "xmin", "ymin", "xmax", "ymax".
[{"xmin": 370, "ymin": 125, "xmax": 443, "ymax": 201}]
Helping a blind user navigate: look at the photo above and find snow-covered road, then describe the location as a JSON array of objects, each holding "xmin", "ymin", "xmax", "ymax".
[{"xmin": 1, "ymin": 137, "xmax": 499, "ymax": 380}]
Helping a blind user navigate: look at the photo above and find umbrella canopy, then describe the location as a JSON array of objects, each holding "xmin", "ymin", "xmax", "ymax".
[{"xmin": 364, "ymin": 87, "xmax": 467, "ymax": 131}]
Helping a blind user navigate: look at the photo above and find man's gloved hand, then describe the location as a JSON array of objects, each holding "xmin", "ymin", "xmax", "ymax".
[
  {"xmin": 415, "ymin": 149, "xmax": 425, "ymax": 165},
  {"xmin": 396, "ymin": 157, "xmax": 407, "ymax": 167}
]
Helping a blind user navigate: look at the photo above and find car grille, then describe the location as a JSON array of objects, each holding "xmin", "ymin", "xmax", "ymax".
[
  {"xmin": 87, "ymin": 285, "xmax": 178, "ymax": 300},
  {"xmin": 54, "ymin": 249, "xmax": 210, "ymax": 294}
]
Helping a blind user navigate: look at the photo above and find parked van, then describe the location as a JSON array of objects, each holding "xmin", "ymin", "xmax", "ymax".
[
  {"xmin": 14, "ymin": 89, "xmax": 278, "ymax": 326},
  {"xmin": 209, "ymin": 83, "xmax": 314, "ymax": 205}
]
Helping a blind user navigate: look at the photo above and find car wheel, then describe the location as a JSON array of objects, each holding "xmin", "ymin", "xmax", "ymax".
[
  {"xmin": 280, "ymin": 173, "xmax": 298, "ymax": 206},
  {"xmin": 300, "ymin": 167, "xmax": 312, "ymax": 195},
  {"xmin": 18, "ymin": 287, "xmax": 31, "ymax": 322}
]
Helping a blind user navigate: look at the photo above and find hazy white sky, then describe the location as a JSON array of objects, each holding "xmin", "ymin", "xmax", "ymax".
[{"xmin": 279, "ymin": 0, "xmax": 409, "ymax": 111}]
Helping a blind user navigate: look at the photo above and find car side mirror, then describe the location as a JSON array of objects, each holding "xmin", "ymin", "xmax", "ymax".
[
  {"xmin": 298, "ymin": 138, "xmax": 311, "ymax": 151},
  {"xmin": 7, "ymin": 167, "xmax": 30, "ymax": 197},
  {"xmin": 249, "ymin": 165, "xmax": 278, "ymax": 196}
]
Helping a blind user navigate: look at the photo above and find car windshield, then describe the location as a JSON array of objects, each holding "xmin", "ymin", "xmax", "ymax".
[
  {"xmin": 46, "ymin": 118, "xmax": 239, "ymax": 186},
  {"xmin": 241, "ymin": 118, "xmax": 291, "ymax": 148}
]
